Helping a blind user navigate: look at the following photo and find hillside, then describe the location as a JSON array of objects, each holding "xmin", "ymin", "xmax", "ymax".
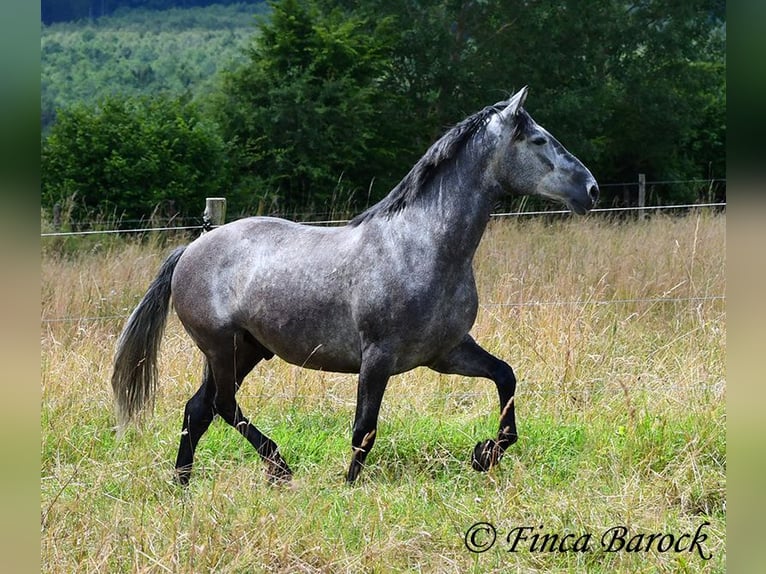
[
  {"xmin": 41, "ymin": 3, "xmax": 267, "ymax": 132},
  {"xmin": 42, "ymin": 0, "xmax": 267, "ymax": 25}
]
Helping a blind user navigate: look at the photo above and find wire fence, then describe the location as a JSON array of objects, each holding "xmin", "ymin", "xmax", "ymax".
[
  {"xmin": 227, "ymin": 380, "xmax": 727, "ymax": 403},
  {"xmin": 40, "ymin": 201, "xmax": 726, "ymax": 238},
  {"xmin": 40, "ymin": 194, "xmax": 726, "ymax": 325},
  {"xmin": 490, "ymin": 201, "xmax": 725, "ymax": 219},
  {"xmin": 42, "ymin": 177, "xmax": 727, "ymax": 229},
  {"xmin": 41, "ymin": 235, "xmax": 725, "ymax": 399},
  {"xmin": 41, "ymin": 189, "xmax": 726, "ymax": 400},
  {"xmin": 40, "ymin": 295, "xmax": 725, "ymax": 326}
]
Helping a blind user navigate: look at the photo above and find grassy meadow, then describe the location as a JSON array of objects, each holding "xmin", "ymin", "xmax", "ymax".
[{"xmin": 41, "ymin": 213, "xmax": 726, "ymax": 572}]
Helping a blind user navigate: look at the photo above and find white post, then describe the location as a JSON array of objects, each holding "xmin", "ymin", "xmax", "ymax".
[
  {"xmin": 637, "ymin": 173, "xmax": 646, "ymax": 221},
  {"xmin": 53, "ymin": 202, "xmax": 62, "ymax": 231},
  {"xmin": 203, "ymin": 197, "xmax": 226, "ymax": 232}
]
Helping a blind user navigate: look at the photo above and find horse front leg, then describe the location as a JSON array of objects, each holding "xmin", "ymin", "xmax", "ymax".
[
  {"xmin": 430, "ymin": 335, "xmax": 518, "ymax": 472},
  {"xmin": 347, "ymin": 345, "xmax": 392, "ymax": 483}
]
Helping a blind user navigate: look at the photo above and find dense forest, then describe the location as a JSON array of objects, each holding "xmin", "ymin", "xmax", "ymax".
[
  {"xmin": 41, "ymin": 0, "xmax": 266, "ymax": 24},
  {"xmin": 41, "ymin": 4, "xmax": 264, "ymax": 133},
  {"xmin": 41, "ymin": 0, "xmax": 726, "ymax": 226}
]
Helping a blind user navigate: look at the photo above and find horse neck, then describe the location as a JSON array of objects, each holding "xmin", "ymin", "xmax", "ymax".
[{"xmin": 398, "ymin": 156, "xmax": 497, "ymax": 264}]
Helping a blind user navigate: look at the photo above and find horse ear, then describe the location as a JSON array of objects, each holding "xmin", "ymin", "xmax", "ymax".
[{"xmin": 499, "ymin": 86, "xmax": 529, "ymax": 122}]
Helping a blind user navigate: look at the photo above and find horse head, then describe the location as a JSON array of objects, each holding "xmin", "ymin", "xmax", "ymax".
[{"xmin": 487, "ymin": 87, "xmax": 599, "ymax": 214}]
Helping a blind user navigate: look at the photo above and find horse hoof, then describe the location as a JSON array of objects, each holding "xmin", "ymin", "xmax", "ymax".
[
  {"xmin": 471, "ymin": 439, "xmax": 499, "ymax": 472},
  {"xmin": 267, "ymin": 471, "xmax": 293, "ymax": 485},
  {"xmin": 174, "ymin": 467, "xmax": 192, "ymax": 487},
  {"xmin": 265, "ymin": 457, "xmax": 293, "ymax": 484}
]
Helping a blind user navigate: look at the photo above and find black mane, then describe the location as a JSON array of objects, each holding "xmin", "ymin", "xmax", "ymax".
[{"xmin": 349, "ymin": 102, "xmax": 510, "ymax": 226}]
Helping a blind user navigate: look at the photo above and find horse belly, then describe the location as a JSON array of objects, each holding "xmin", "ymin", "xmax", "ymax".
[{"xmin": 245, "ymin": 298, "xmax": 363, "ymax": 373}]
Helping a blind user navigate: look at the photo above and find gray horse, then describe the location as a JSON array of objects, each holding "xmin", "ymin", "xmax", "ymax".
[{"xmin": 112, "ymin": 87, "xmax": 598, "ymax": 484}]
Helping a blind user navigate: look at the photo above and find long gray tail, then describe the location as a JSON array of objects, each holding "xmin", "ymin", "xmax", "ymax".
[{"xmin": 111, "ymin": 245, "xmax": 187, "ymax": 432}]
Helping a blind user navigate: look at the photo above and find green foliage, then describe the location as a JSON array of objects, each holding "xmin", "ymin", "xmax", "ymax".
[
  {"xmin": 41, "ymin": 1, "xmax": 726, "ymax": 220},
  {"xmin": 215, "ymin": 0, "xmax": 405, "ymax": 214},
  {"xmin": 592, "ymin": 1, "xmax": 726, "ymax": 202},
  {"xmin": 318, "ymin": 0, "xmax": 726, "ymax": 207},
  {"xmin": 42, "ymin": 94, "xmax": 229, "ymax": 225},
  {"xmin": 41, "ymin": 4, "xmax": 264, "ymax": 133}
]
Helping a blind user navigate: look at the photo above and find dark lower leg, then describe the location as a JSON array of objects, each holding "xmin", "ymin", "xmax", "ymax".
[
  {"xmin": 217, "ymin": 401, "xmax": 292, "ymax": 481},
  {"xmin": 174, "ymin": 370, "xmax": 215, "ymax": 485},
  {"xmin": 471, "ymin": 363, "xmax": 518, "ymax": 471},
  {"xmin": 430, "ymin": 336, "xmax": 518, "ymax": 472},
  {"xmin": 347, "ymin": 426, "xmax": 379, "ymax": 483},
  {"xmin": 347, "ymin": 350, "xmax": 391, "ymax": 483},
  {"xmin": 209, "ymin": 335, "xmax": 291, "ymax": 481}
]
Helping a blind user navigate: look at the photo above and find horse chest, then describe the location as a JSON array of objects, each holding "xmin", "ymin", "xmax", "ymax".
[{"xmin": 352, "ymin": 269, "xmax": 478, "ymax": 354}]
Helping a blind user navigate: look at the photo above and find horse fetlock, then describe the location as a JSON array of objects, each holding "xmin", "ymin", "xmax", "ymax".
[
  {"xmin": 263, "ymin": 449, "xmax": 292, "ymax": 483},
  {"xmin": 360, "ymin": 428, "xmax": 376, "ymax": 450},
  {"xmin": 498, "ymin": 425, "xmax": 518, "ymax": 448},
  {"xmin": 471, "ymin": 438, "xmax": 506, "ymax": 472},
  {"xmin": 174, "ymin": 464, "xmax": 193, "ymax": 487}
]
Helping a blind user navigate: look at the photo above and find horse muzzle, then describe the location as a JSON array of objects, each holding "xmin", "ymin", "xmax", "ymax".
[{"xmin": 570, "ymin": 182, "xmax": 599, "ymax": 214}]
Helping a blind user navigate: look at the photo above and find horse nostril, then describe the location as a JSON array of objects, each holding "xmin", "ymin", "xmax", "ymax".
[{"xmin": 588, "ymin": 184, "xmax": 599, "ymax": 203}]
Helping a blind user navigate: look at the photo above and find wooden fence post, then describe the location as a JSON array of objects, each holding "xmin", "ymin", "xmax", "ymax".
[
  {"xmin": 637, "ymin": 173, "xmax": 646, "ymax": 220},
  {"xmin": 53, "ymin": 202, "xmax": 62, "ymax": 232},
  {"xmin": 203, "ymin": 197, "xmax": 226, "ymax": 232}
]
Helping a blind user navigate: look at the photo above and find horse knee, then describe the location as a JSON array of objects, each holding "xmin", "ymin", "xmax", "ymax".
[
  {"xmin": 212, "ymin": 396, "xmax": 237, "ymax": 424},
  {"xmin": 185, "ymin": 396, "xmax": 213, "ymax": 426},
  {"xmin": 493, "ymin": 361, "xmax": 516, "ymax": 387}
]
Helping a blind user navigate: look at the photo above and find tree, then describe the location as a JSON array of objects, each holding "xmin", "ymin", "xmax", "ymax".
[
  {"xmin": 316, "ymin": 0, "xmax": 726, "ymax": 207},
  {"xmin": 598, "ymin": 0, "xmax": 726, "ymax": 203},
  {"xmin": 42, "ymin": 95, "xmax": 229, "ymax": 225},
  {"xmin": 215, "ymin": 0, "xmax": 404, "ymax": 214},
  {"xmin": 41, "ymin": 0, "xmax": 725, "ymax": 219}
]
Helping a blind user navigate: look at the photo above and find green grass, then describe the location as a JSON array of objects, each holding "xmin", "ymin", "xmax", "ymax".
[{"xmin": 41, "ymin": 214, "xmax": 726, "ymax": 572}]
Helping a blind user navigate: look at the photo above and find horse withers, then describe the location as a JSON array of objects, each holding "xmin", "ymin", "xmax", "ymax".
[{"xmin": 111, "ymin": 87, "xmax": 598, "ymax": 484}]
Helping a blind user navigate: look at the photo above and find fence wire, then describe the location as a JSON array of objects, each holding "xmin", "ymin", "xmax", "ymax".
[
  {"xmin": 41, "ymin": 196, "xmax": 726, "ymax": 399},
  {"xmin": 40, "ymin": 294, "xmax": 725, "ymax": 325},
  {"xmin": 40, "ymin": 201, "xmax": 726, "ymax": 238},
  {"xmin": 229, "ymin": 381, "xmax": 727, "ymax": 403}
]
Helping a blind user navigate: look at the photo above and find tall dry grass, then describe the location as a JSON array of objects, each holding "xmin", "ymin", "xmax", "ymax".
[{"xmin": 41, "ymin": 213, "xmax": 725, "ymax": 573}]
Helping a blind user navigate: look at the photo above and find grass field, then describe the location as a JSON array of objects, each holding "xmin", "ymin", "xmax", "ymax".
[{"xmin": 41, "ymin": 213, "xmax": 726, "ymax": 573}]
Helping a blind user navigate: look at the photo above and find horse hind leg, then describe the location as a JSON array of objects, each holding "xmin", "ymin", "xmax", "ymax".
[
  {"xmin": 174, "ymin": 331, "xmax": 291, "ymax": 484},
  {"xmin": 209, "ymin": 332, "xmax": 292, "ymax": 483},
  {"xmin": 219, "ymin": 400, "xmax": 292, "ymax": 483},
  {"xmin": 174, "ymin": 362, "xmax": 215, "ymax": 485}
]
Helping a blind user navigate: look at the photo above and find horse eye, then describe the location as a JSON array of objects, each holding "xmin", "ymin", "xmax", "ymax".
[{"xmin": 530, "ymin": 136, "xmax": 547, "ymax": 146}]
